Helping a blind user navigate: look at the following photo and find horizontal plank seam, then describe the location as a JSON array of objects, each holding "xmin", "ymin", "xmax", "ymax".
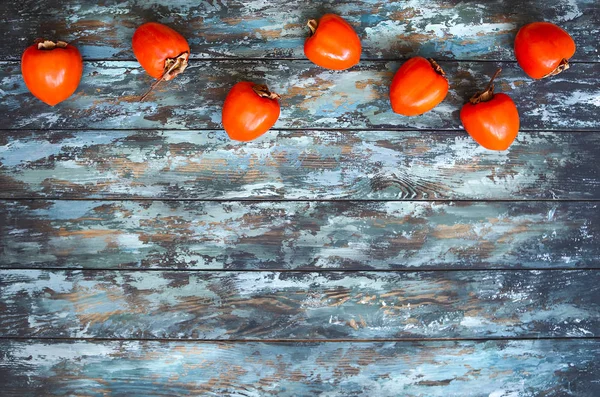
[
  {"xmin": 0, "ymin": 336, "xmax": 599, "ymax": 343},
  {"xmin": 3, "ymin": 198, "xmax": 600, "ymax": 203},
  {"xmin": 1, "ymin": 128, "xmax": 599, "ymax": 133},
  {"xmin": 1, "ymin": 267, "xmax": 599, "ymax": 273},
  {"xmin": 0, "ymin": 58, "xmax": 598, "ymax": 64}
]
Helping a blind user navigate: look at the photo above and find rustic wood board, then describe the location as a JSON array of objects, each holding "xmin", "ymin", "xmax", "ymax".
[
  {"xmin": 1, "ymin": 339, "xmax": 599, "ymax": 396},
  {"xmin": 1, "ymin": 200, "xmax": 598, "ymax": 270},
  {"xmin": 2, "ymin": 130, "xmax": 600, "ymax": 200},
  {"xmin": 1, "ymin": 269, "xmax": 598, "ymax": 339},
  {"xmin": 1, "ymin": 0, "xmax": 600, "ymax": 394},
  {"xmin": 1, "ymin": 0, "xmax": 598, "ymax": 61},
  {"xmin": 1, "ymin": 61, "xmax": 599, "ymax": 131}
]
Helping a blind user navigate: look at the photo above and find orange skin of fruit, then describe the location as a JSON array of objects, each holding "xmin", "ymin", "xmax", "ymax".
[
  {"xmin": 222, "ymin": 82, "xmax": 281, "ymax": 142},
  {"xmin": 389, "ymin": 56, "xmax": 449, "ymax": 116},
  {"xmin": 304, "ymin": 14, "xmax": 361, "ymax": 70},
  {"xmin": 21, "ymin": 42, "xmax": 83, "ymax": 106},
  {"xmin": 460, "ymin": 93, "xmax": 520, "ymax": 151},
  {"xmin": 132, "ymin": 22, "xmax": 190, "ymax": 80},
  {"xmin": 514, "ymin": 22, "xmax": 576, "ymax": 79}
]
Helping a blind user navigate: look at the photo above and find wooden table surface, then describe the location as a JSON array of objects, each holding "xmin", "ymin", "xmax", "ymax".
[{"xmin": 1, "ymin": 0, "xmax": 599, "ymax": 396}]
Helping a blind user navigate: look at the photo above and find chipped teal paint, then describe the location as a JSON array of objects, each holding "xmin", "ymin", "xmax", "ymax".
[
  {"xmin": 1, "ymin": 0, "xmax": 600, "ymax": 394},
  {"xmin": 1, "ymin": 340, "xmax": 599, "ymax": 396},
  {"xmin": 1, "ymin": 130, "xmax": 600, "ymax": 199},
  {"xmin": 1, "ymin": 269, "xmax": 598, "ymax": 339},
  {"xmin": 1, "ymin": 0, "xmax": 598, "ymax": 61},
  {"xmin": 1, "ymin": 61, "xmax": 599, "ymax": 130},
  {"xmin": 1, "ymin": 201, "xmax": 599, "ymax": 270}
]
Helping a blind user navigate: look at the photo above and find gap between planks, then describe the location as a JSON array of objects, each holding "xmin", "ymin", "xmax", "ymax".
[
  {"xmin": 1, "ymin": 336, "xmax": 599, "ymax": 343},
  {"xmin": 2, "ymin": 267, "xmax": 599, "ymax": 273},
  {"xmin": 3, "ymin": 198, "xmax": 600, "ymax": 203},
  {"xmin": 1, "ymin": 127, "xmax": 600, "ymax": 133},
  {"xmin": 0, "ymin": 58, "xmax": 599, "ymax": 63}
]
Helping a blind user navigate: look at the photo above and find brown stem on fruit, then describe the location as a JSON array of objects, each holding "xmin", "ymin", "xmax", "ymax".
[
  {"xmin": 307, "ymin": 19, "xmax": 318, "ymax": 36},
  {"xmin": 543, "ymin": 58, "xmax": 570, "ymax": 78},
  {"xmin": 428, "ymin": 58, "xmax": 446, "ymax": 77},
  {"xmin": 469, "ymin": 68, "xmax": 502, "ymax": 104},
  {"xmin": 252, "ymin": 84, "xmax": 281, "ymax": 100},
  {"xmin": 36, "ymin": 40, "xmax": 68, "ymax": 50},
  {"xmin": 140, "ymin": 52, "xmax": 189, "ymax": 102}
]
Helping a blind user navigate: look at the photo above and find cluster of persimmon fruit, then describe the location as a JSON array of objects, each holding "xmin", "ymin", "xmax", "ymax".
[{"xmin": 21, "ymin": 14, "xmax": 576, "ymax": 150}]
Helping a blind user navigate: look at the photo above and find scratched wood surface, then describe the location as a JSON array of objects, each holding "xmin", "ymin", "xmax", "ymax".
[
  {"xmin": 1, "ymin": 269, "xmax": 598, "ymax": 339},
  {"xmin": 1, "ymin": 340, "xmax": 599, "ymax": 397},
  {"xmin": 1, "ymin": 0, "xmax": 598, "ymax": 61},
  {"xmin": 1, "ymin": 0, "xmax": 600, "ymax": 394},
  {"xmin": 2, "ymin": 130, "xmax": 600, "ymax": 200},
  {"xmin": 1, "ymin": 61, "xmax": 599, "ymax": 131},
  {"xmin": 1, "ymin": 201, "xmax": 598, "ymax": 270}
]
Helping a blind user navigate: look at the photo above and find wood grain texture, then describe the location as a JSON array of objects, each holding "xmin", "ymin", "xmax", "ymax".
[
  {"xmin": 1, "ymin": 1, "xmax": 600, "ymax": 394},
  {"xmin": 1, "ymin": 0, "xmax": 598, "ymax": 61},
  {"xmin": 2, "ymin": 130, "xmax": 600, "ymax": 200},
  {"xmin": 1, "ymin": 339, "xmax": 599, "ymax": 396},
  {"xmin": 1, "ymin": 270, "xmax": 598, "ymax": 339},
  {"xmin": 1, "ymin": 61, "xmax": 599, "ymax": 131},
  {"xmin": 1, "ymin": 200, "xmax": 598, "ymax": 270}
]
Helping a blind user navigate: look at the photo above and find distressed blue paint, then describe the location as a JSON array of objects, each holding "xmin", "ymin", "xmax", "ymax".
[
  {"xmin": 1, "ymin": 0, "xmax": 598, "ymax": 61},
  {"xmin": 1, "ymin": 130, "xmax": 600, "ymax": 200},
  {"xmin": 1, "ymin": 61, "xmax": 598, "ymax": 131},
  {"xmin": 1, "ymin": 270, "xmax": 598, "ymax": 339},
  {"xmin": 1, "ymin": 340, "xmax": 599, "ymax": 396},
  {"xmin": 1, "ymin": 201, "xmax": 599, "ymax": 270},
  {"xmin": 1, "ymin": 0, "xmax": 599, "ymax": 394}
]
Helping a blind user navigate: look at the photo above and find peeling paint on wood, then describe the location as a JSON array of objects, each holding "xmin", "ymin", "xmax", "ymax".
[
  {"xmin": 1, "ymin": 1, "xmax": 600, "ymax": 393},
  {"xmin": 1, "ymin": 61, "xmax": 599, "ymax": 130},
  {"xmin": 1, "ymin": 0, "xmax": 598, "ymax": 61},
  {"xmin": 1, "ymin": 269, "xmax": 598, "ymax": 339},
  {"xmin": 1, "ymin": 339, "xmax": 599, "ymax": 396},
  {"xmin": 0, "ymin": 201, "xmax": 598, "ymax": 270},
  {"xmin": 1, "ymin": 130, "xmax": 600, "ymax": 199}
]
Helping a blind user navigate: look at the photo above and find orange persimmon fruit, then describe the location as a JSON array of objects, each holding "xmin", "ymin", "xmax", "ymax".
[
  {"xmin": 21, "ymin": 39, "xmax": 83, "ymax": 106},
  {"xmin": 222, "ymin": 82, "xmax": 281, "ymax": 142},
  {"xmin": 514, "ymin": 22, "xmax": 576, "ymax": 79},
  {"xmin": 304, "ymin": 14, "xmax": 361, "ymax": 70},
  {"xmin": 132, "ymin": 22, "xmax": 190, "ymax": 100},
  {"xmin": 460, "ymin": 69, "xmax": 520, "ymax": 151},
  {"xmin": 389, "ymin": 56, "xmax": 449, "ymax": 116}
]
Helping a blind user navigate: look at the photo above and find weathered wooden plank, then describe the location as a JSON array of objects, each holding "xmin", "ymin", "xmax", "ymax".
[
  {"xmin": 2, "ymin": 130, "xmax": 600, "ymax": 200},
  {"xmin": 1, "ymin": 201, "xmax": 598, "ymax": 270},
  {"xmin": 1, "ymin": 61, "xmax": 599, "ymax": 131},
  {"xmin": 1, "ymin": 270, "xmax": 598, "ymax": 339},
  {"xmin": 1, "ymin": 339, "xmax": 598, "ymax": 396},
  {"xmin": 1, "ymin": 0, "xmax": 598, "ymax": 61}
]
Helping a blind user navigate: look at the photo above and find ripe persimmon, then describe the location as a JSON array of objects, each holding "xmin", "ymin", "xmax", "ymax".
[
  {"xmin": 390, "ymin": 57, "xmax": 449, "ymax": 116},
  {"xmin": 460, "ymin": 69, "xmax": 520, "ymax": 151},
  {"xmin": 304, "ymin": 14, "xmax": 361, "ymax": 70},
  {"xmin": 222, "ymin": 82, "xmax": 281, "ymax": 142},
  {"xmin": 21, "ymin": 39, "xmax": 83, "ymax": 106}
]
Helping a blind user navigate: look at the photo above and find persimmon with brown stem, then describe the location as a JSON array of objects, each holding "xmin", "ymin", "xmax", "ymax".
[
  {"xmin": 514, "ymin": 22, "xmax": 576, "ymax": 79},
  {"xmin": 389, "ymin": 57, "xmax": 449, "ymax": 116},
  {"xmin": 21, "ymin": 39, "xmax": 83, "ymax": 106},
  {"xmin": 222, "ymin": 82, "xmax": 281, "ymax": 142},
  {"xmin": 304, "ymin": 14, "xmax": 361, "ymax": 70},
  {"xmin": 132, "ymin": 22, "xmax": 190, "ymax": 101},
  {"xmin": 460, "ymin": 69, "xmax": 520, "ymax": 151}
]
